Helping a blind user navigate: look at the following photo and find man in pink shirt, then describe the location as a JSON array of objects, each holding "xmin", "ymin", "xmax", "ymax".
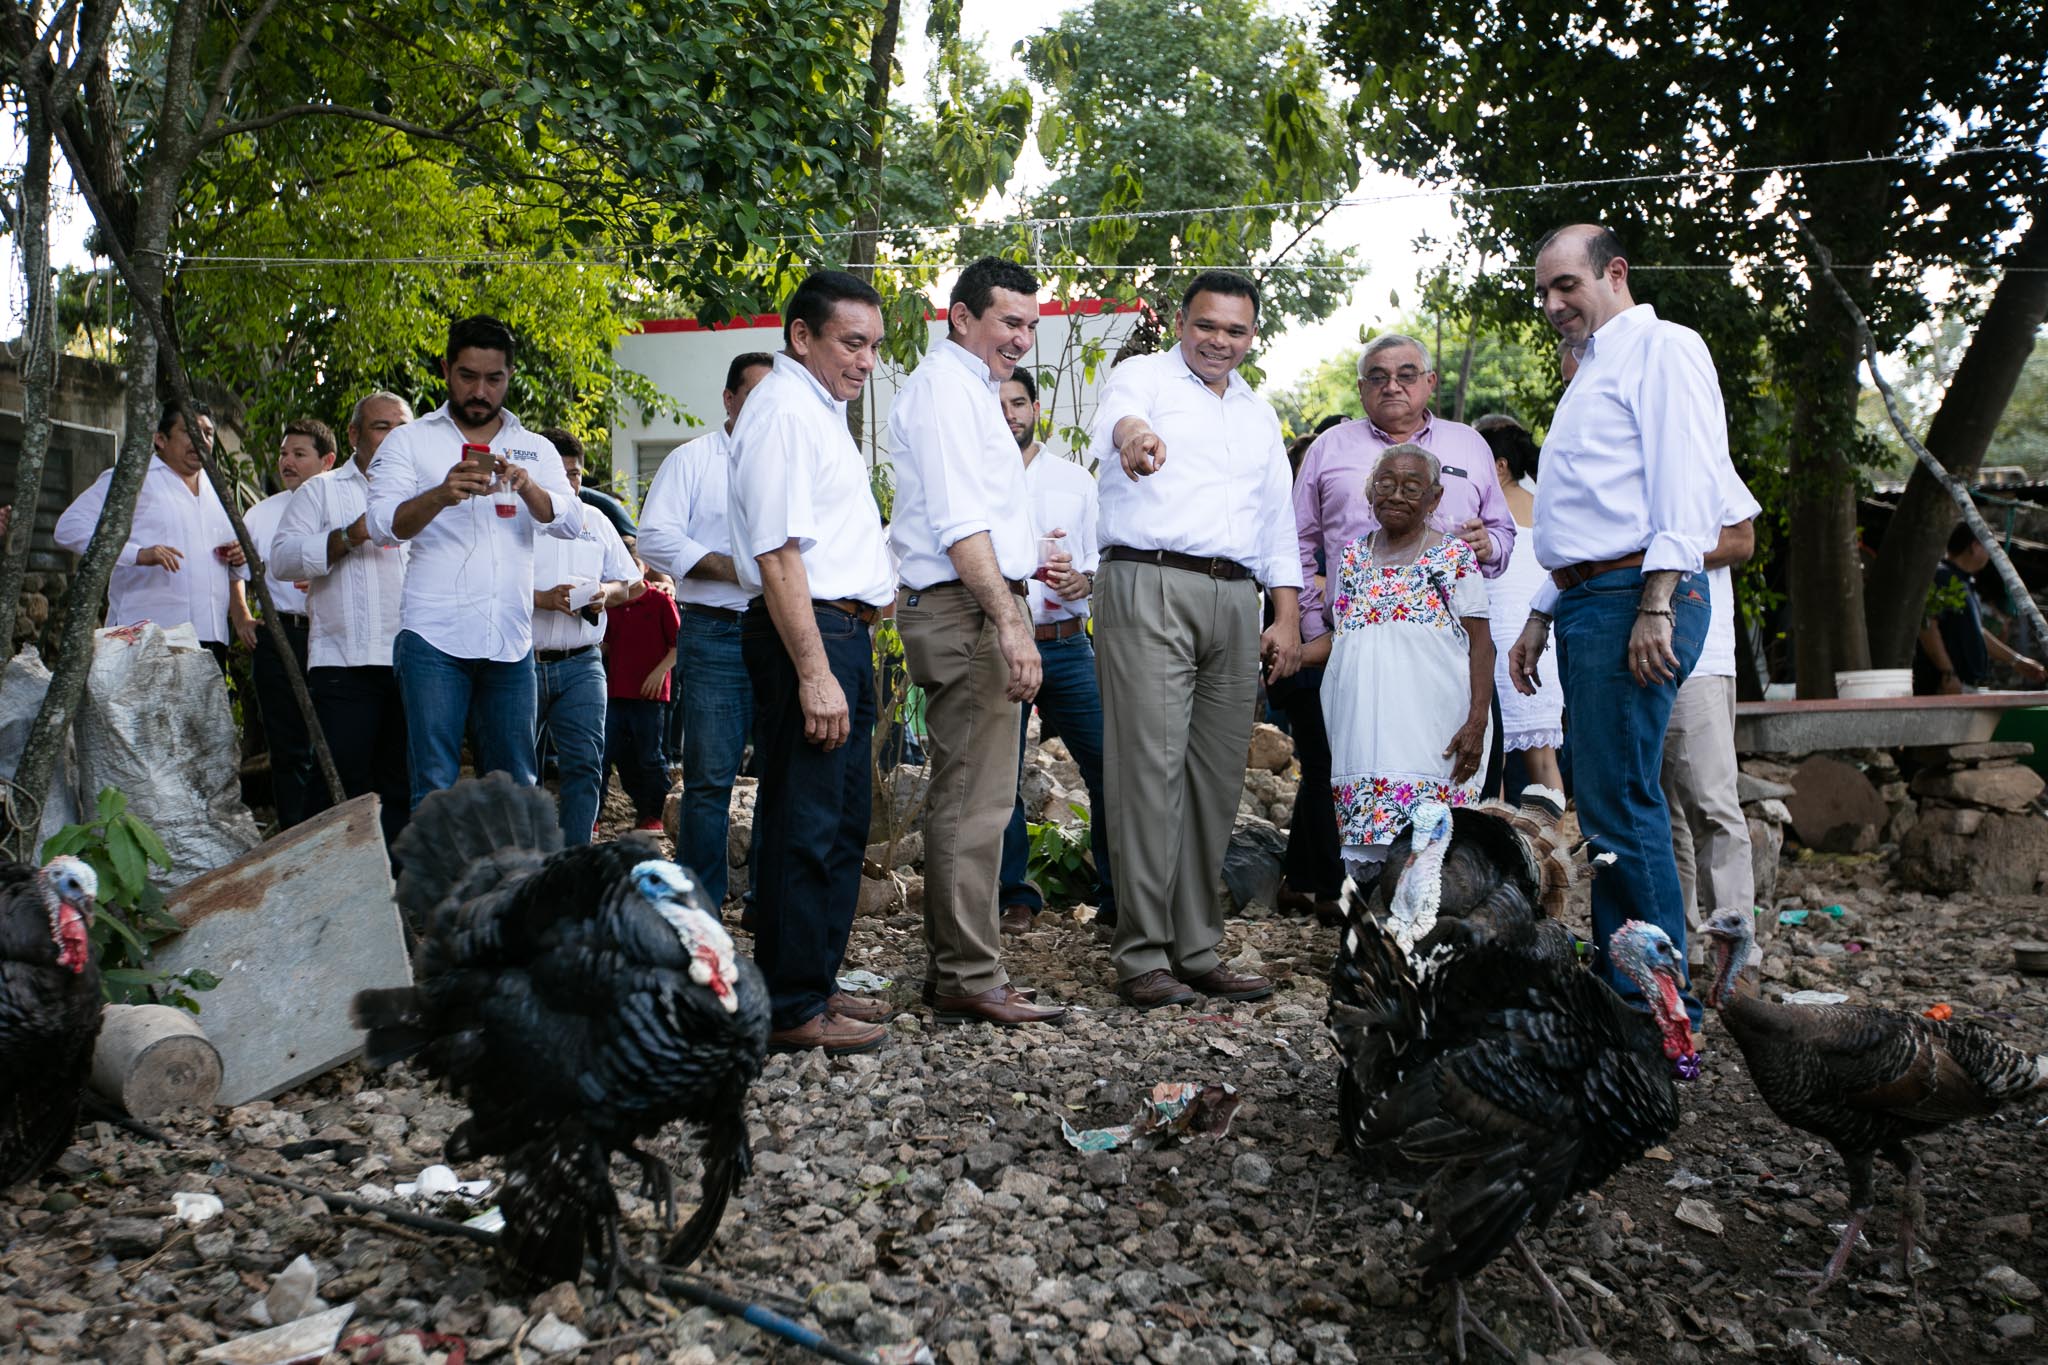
[{"xmin": 1283, "ymin": 334, "xmax": 1517, "ymax": 905}]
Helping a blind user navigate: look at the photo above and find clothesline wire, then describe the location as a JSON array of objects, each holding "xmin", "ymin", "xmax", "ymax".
[
  {"xmin": 149, "ymin": 137, "xmax": 2044, "ymax": 269},
  {"xmin": 168, "ymin": 257, "xmax": 2048, "ymax": 274}
]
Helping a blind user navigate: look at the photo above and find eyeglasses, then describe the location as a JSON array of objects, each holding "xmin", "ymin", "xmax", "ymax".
[
  {"xmin": 1369, "ymin": 475, "xmax": 1433, "ymax": 497},
  {"xmin": 1362, "ymin": 366, "xmax": 1428, "ymax": 390}
]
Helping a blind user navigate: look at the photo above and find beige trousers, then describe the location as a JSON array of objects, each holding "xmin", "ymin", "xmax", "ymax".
[
  {"xmin": 1661, "ymin": 672, "xmax": 1755, "ymax": 926},
  {"xmin": 896, "ymin": 582, "xmax": 1028, "ymax": 997},
  {"xmin": 1093, "ymin": 560, "xmax": 1260, "ymax": 982}
]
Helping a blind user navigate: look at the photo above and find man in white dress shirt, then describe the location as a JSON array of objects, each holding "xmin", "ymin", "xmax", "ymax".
[
  {"xmin": 1507, "ymin": 224, "xmax": 1726, "ymax": 1028},
  {"xmin": 638, "ymin": 350, "xmax": 773, "ymax": 904},
  {"xmin": 729, "ymin": 270, "xmax": 899, "ymax": 1056},
  {"xmin": 889, "ymin": 256, "xmax": 1067, "ymax": 1029},
  {"xmin": 994, "ymin": 367, "xmax": 1117, "ymax": 936},
  {"xmin": 231, "ymin": 418, "xmax": 337, "ymax": 830},
  {"xmin": 365, "ymin": 314, "xmax": 582, "ymax": 810},
  {"xmin": 531, "ymin": 429, "xmax": 642, "ymax": 846},
  {"xmin": 1090, "ymin": 270, "xmax": 1303, "ymax": 1009},
  {"xmin": 272, "ymin": 392, "xmax": 414, "ymax": 851},
  {"xmin": 55, "ymin": 403, "xmax": 245, "ymax": 668}
]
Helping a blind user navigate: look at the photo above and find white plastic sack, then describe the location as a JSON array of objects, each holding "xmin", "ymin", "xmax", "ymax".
[
  {"xmin": 0, "ymin": 645, "xmax": 83, "ymax": 845},
  {"xmin": 75, "ymin": 622, "xmax": 259, "ymax": 884}
]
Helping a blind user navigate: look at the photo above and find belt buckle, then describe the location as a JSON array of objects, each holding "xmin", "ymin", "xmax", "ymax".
[{"xmin": 1208, "ymin": 557, "xmax": 1229, "ymax": 579}]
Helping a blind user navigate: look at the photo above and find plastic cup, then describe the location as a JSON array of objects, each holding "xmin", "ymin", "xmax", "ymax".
[{"xmin": 1034, "ymin": 531, "xmax": 1068, "ymax": 584}]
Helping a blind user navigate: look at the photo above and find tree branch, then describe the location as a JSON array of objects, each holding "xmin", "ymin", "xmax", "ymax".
[
  {"xmin": 196, "ymin": 0, "xmax": 282, "ymax": 139},
  {"xmin": 203, "ymin": 102, "xmax": 480, "ymax": 147},
  {"xmin": 1792, "ymin": 216, "xmax": 2048, "ymax": 653}
]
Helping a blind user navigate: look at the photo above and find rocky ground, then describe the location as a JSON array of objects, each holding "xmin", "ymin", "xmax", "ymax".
[{"xmin": 7, "ymin": 833, "xmax": 2048, "ymax": 1364}]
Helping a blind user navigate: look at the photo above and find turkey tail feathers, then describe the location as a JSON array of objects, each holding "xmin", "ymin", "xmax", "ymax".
[
  {"xmin": 351, "ymin": 986, "xmax": 436, "ymax": 1068},
  {"xmin": 393, "ymin": 773, "xmax": 563, "ymax": 937},
  {"xmin": 664, "ymin": 1122, "xmax": 753, "ymax": 1270}
]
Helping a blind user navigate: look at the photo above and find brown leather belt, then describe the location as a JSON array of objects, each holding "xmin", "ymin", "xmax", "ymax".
[
  {"xmin": 1104, "ymin": 545, "xmax": 1252, "ymax": 581},
  {"xmin": 1550, "ymin": 551, "xmax": 1646, "ymax": 591},
  {"xmin": 679, "ymin": 601, "xmax": 742, "ymax": 622},
  {"xmin": 818, "ymin": 598, "xmax": 880, "ymax": 625},
  {"xmin": 1034, "ymin": 618, "xmax": 1087, "ymax": 642}
]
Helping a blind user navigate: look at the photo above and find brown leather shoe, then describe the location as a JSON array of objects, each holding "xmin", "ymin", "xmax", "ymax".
[
  {"xmin": 921, "ymin": 977, "xmax": 1036, "ymax": 1005},
  {"xmin": 827, "ymin": 991, "xmax": 894, "ymax": 1023},
  {"xmin": 998, "ymin": 904, "xmax": 1035, "ymax": 935},
  {"xmin": 1181, "ymin": 967, "xmax": 1274, "ymax": 1002},
  {"xmin": 1117, "ymin": 969, "xmax": 1196, "ymax": 1009},
  {"xmin": 932, "ymin": 984, "xmax": 1067, "ymax": 1026},
  {"xmin": 767, "ymin": 1011, "xmax": 888, "ymax": 1056}
]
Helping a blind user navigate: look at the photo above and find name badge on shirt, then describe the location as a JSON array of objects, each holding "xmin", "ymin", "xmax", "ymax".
[
  {"xmin": 501, "ymin": 446, "xmax": 544, "ymax": 464},
  {"xmin": 1441, "ymin": 465, "xmax": 1468, "ymax": 479}
]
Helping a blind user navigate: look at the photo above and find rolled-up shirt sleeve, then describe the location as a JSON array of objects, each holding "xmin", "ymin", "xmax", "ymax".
[
  {"xmin": 364, "ymin": 436, "xmax": 418, "ymax": 546},
  {"xmin": 1088, "ymin": 361, "xmax": 1153, "ymax": 466},
  {"xmin": 1256, "ymin": 431, "xmax": 1304, "ymax": 593},
  {"xmin": 637, "ymin": 449, "xmax": 712, "ymax": 580},
  {"xmin": 597, "ymin": 518, "xmax": 640, "ymax": 583},
  {"xmin": 270, "ymin": 481, "xmax": 332, "ymax": 581},
  {"xmin": 1635, "ymin": 328, "xmax": 1724, "ymax": 576},
  {"xmin": 733, "ymin": 413, "xmax": 817, "ymax": 561}
]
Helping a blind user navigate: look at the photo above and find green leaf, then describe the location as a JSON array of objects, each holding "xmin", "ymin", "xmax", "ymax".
[
  {"xmin": 96, "ymin": 788, "xmax": 127, "ymax": 821},
  {"xmin": 106, "ymin": 821, "xmax": 146, "ymax": 901}
]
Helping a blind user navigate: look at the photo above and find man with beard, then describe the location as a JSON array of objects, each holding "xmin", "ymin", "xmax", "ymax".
[
  {"xmin": 992, "ymin": 366, "xmax": 1117, "ymax": 937},
  {"xmin": 365, "ymin": 314, "xmax": 582, "ymax": 808}
]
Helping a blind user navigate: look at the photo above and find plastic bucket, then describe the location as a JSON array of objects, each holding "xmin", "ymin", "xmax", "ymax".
[{"xmin": 1832, "ymin": 668, "xmax": 1915, "ymax": 699}]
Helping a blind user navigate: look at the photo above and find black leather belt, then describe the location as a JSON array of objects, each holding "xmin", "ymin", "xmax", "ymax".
[
  {"xmin": 679, "ymin": 601, "xmax": 742, "ymax": 622},
  {"xmin": 275, "ymin": 611, "xmax": 310, "ymax": 629},
  {"xmin": 535, "ymin": 644, "xmax": 594, "ymax": 663},
  {"xmin": 1104, "ymin": 545, "xmax": 1253, "ymax": 581},
  {"xmin": 916, "ymin": 577, "xmax": 1028, "ymax": 597}
]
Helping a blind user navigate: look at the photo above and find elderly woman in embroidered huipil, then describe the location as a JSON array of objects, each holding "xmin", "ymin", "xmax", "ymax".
[{"xmin": 1300, "ymin": 443, "xmax": 1494, "ymax": 885}]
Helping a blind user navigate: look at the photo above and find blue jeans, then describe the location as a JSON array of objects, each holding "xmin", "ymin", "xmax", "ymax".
[
  {"xmin": 743, "ymin": 601, "xmax": 877, "ymax": 1031},
  {"xmin": 998, "ymin": 631, "xmax": 1116, "ymax": 920},
  {"xmin": 394, "ymin": 630, "xmax": 538, "ymax": 810},
  {"xmin": 1553, "ymin": 568, "xmax": 1709, "ymax": 1027},
  {"xmin": 675, "ymin": 609, "xmax": 753, "ymax": 906},
  {"xmin": 534, "ymin": 646, "xmax": 608, "ymax": 846}
]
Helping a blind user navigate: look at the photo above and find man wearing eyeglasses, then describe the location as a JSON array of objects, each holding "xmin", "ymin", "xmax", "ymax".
[{"xmin": 1286, "ymin": 333, "xmax": 1516, "ymax": 903}]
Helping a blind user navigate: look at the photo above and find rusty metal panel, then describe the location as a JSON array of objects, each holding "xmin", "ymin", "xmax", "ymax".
[{"xmin": 154, "ymin": 794, "xmax": 409, "ymax": 1106}]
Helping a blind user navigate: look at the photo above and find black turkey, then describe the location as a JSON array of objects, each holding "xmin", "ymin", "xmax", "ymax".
[
  {"xmin": 1330, "ymin": 797, "xmax": 1584, "ymax": 1150},
  {"xmin": 351, "ymin": 774, "xmax": 769, "ymax": 1290},
  {"xmin": 2, "ymin": 856, "xmax": 102, "ymax": 1187},
  {"xmin": 1701, "ymin": 906, "xmax": 2048, "ymax": 1292},
  {"xmin": 1332, "ymin": 819, "xmax": 1695, "ymax": 1361}
]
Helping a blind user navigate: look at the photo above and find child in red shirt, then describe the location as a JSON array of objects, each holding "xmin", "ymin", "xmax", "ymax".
[{"xmin": 604, "ymin": 551, "xmax": 681, "ymax": 831}]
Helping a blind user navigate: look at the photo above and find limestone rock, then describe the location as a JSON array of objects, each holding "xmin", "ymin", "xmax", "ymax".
[
  {"xmin": 1900, "ymin": 811, "xmax": 2048, "ymax": 895},
  {"xmin": 1910, "ymin": 764, "xmax": 2044, "ymax": 812},
  {"xmin": 1746, "ymin": 815, "xmax": 1783, "ymax": 908},
  {"xmin": 1246, "ymin": 722, "xmax": 1295, "ymax": 774},
  {"xmin": 1783, "ymin": 755, "xmax": 1889, "ymax": 853},
  {"xmin": 1905, "ymin": 740, "xmax": 2033, "ymax": 769}
]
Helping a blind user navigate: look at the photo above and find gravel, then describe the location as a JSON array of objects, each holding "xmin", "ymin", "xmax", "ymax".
[{"xmin": 5, "ymin": 840, "xmax": 2047, "ymax": 1363}]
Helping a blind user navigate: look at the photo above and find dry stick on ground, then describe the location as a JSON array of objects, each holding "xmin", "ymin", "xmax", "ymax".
[
  {"xmin": 38, "ymin": 83, "xmax": 346, "ymax": 810},
  {"xmin": 1793, "ymin": 218, "xmax": 2048, "ymax": 651}
]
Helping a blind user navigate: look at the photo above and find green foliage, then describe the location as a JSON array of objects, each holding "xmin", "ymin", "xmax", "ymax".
[
  {"xmin": 39, "ymin": 789, "xmax": 218, "ymax": 1011},
  {"xmin": 1026, "ymin": 803, "xmax": 1098, "ymax": 905},
  {"xmin": 1018, "ymin": 0, "xmax": 1362, "ymax": 334}
]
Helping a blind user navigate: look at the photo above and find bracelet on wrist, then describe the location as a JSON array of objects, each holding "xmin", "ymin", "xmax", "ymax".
[{"xmin": 1638, "ymin": 606, "xmax": 1676, "ymax": 620}]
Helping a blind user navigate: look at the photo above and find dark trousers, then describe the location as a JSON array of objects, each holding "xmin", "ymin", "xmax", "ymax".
[
  {"xmin": 742, "ymin": 601, "xmax": 877, "ymax": 1032},
  {"xmin": 1275, "ymin": 665, "xmax": 1343, "ymax": 899},
  {"xmin": 252, "ymin": 615, "xmax": 327, "ymax": 830},
  {"xmin": 308, "ymin": 663, "xmax": 410, "ymax": 852},
  {"xmin": 605, "ymin": 697, "xmax": 670, "ymax": 821},
  {"xmin": 997, "ymin": 631, "xmax": 1116, "ymax": 919}
]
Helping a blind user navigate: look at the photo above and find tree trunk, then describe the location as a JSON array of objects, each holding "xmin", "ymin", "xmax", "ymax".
[
  {"xmin": 1785, "ymin": 297, "xmax": 1874, "ymax": 698},
  {"xmin": 843, "ymin": 0, "xmax": 901, "ymax": 451},
  {"xmin": 1863, "ymin": 206, "xmax": 2048, "ymax": 667},
  {"xmin": 0, "ymin": 86, "xmax": 59, "ymax": 658}
]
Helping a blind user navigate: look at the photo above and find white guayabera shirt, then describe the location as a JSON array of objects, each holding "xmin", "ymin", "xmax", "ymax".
[{"xmin": 55, "ymin": 456, "xmax": 247, "ymax": 646}]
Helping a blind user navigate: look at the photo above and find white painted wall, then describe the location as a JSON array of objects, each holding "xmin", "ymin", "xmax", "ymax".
[{"xmin": 607, "ymin": 301, "xmax": 1145, "ymax": 509}]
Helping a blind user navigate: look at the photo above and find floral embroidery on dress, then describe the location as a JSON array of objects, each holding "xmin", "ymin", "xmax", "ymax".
[
  {"xmin": 1332, "ymin": 536, "xmax": 1476, "ymax": 634},
  {"xmin": 1333, "ymin": 774, "xmax": 1472, "ymax": 846}
]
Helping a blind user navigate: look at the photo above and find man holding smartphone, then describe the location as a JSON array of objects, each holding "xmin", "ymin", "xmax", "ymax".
[{"xmin": 365, "ymin": 314, "xmax": 582, "ymax": 809}]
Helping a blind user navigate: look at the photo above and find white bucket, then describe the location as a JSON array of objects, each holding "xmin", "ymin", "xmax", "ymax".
[{"xmin": 1833, "ymin": 668, "xmax": 1914, "ymax": 699}]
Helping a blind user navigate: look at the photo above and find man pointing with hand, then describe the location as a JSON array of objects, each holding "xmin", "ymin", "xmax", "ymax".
[{"xmin": 1090, "ymin": 269, "xmax": 1302, "ymax": 1010}]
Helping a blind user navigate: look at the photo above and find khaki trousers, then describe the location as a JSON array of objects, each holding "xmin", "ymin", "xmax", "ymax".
[
  {"xmin": 1661, "ymin": 672, "xmax": 1755, "ymax": 926},
  {"xmin": 897, "ymin": 582, "xmax": 1028, "ymax": 997},
  {"xmin": 1093, "ymin": 560, "xmax": 1260, "ymax": 982}
]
